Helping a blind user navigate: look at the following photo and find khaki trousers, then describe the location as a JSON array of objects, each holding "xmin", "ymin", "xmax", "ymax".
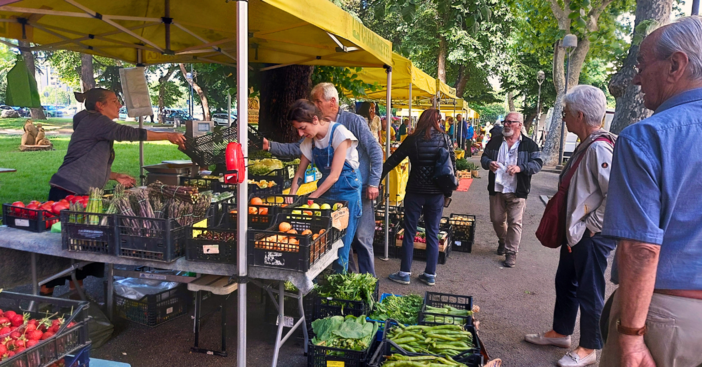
[
  {"xmin": 600, "ymin": 291, "xmax": 702, "ymax": 367},
  {"xmin": 489, "ymin": 192, "xmax": 526, "ymax": 254}
]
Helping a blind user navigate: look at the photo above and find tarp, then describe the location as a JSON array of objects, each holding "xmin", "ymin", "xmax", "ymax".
[
  {"xmin": 347, "ymin": 53, "xmax": 436, "ymax": 100},
  {"xmin": 0, "ymin": 0, "xmax": 392, "ymax": 67},
  {"xmin": 436, "ymin": 80, "xmax": 458, "ymax": 100},
  {"xmin": 394, "ymin": 99, "xmax": 480, "ymax": 119},
  {"xmin": 5, "ymin": 57, "xmax": 41, "ymax": 108}
]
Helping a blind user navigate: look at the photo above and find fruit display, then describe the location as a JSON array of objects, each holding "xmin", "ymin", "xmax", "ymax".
[
  {"xmin": 0, "ymin": 308, "xmax": 77, "ymax": 362},
  {"xmin": 247, "ymin": 179, "xmax": 277, "ymax": 189},
  {"xmin": 253, "ymin": 221, "xmax": 327, "ymax": 252},
  {"xmin": 289, "ymin": 199, "xmax": 343, "ymax": 217}
]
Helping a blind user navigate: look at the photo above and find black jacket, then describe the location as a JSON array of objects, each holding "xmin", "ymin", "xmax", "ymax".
[
  {"xmin": 480, "ymin": 135, "xmax": 542, "ymax": 199},
  {"xmin": 382, "ymin": 129, "xmax": 456, "ymax": 196}
]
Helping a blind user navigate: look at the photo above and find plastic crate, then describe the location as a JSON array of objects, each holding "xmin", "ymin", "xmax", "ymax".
[
  {"xmin": 449, "ymin": 214, "xmax": 476, "ymax": 253},
  {"xmin": 209, "ymin": 193, "xmax": 235, "ymax": 227},
  {"xmin": 186, "ymin": 223, "xmax": 237, "ymax": 264},
  {"xmin": 373, "ymin": 214, "xmax": 400, "ymax": 259},
  {"xmin": 279, "ymin": 197, "xmax": 349, "ymax": 219},
  {"xmin": 307, "ymin": 328, "xmax": 379, "ymax": 367},
  {"xmin": 115, "ymin": 283, "xmax": 191, "ymax": 327},
  {"xmin": 248, "ymin": 213, "xmax": 337, "ymax": 272},
  {"xmin": 2, "ymin": 203, "xmax": 59, "ymax": 233},
  {"xmin": 0, "ymin": 292, "xmax": 90, "ymax": 367},
  {"xmin": 63, "ymin": 345, "xmax": 90, "ymax": 367},
  {"xmin": 418, "ymin": 291, "xmax": 474, "ymax": 327},
  {"xmin": 375, "ymin": 203, "xmax": 404, "ymax": 224},
  {"xmin": 115, "ymin": 216, "xmax": 188, "ymax": 262},
  {"xmin": 226, "ymin": 194, "xmax": 303, "ymax": 230},
  {"xmin": 395, "ymin": 228, "xmax": 452, "ymax": 265},
  {"xmin": 378, "ymin": 319, "xmax": 481, "ymax": 366},
  {"xmin": 60, "ymin": 210, "xmax": 116, "ymax": 255},
  {"xmin": 368, "ymin": 340, "xmax": 482, "ymax": 367},
  {"xmin": 250, "ymin": 165, "xmax": 297, "ymax": 189},
  {"xmin": 312, "ymin": 282, "xmax": 379, "ymax": 321},
  {"xmin": 179, "ymin": 176, "xmax": 220, "ymax": 191}
]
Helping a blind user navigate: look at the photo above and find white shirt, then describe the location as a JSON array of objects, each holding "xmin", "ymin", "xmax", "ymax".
[
  {"xmin": 299, "ymin": 122, "xmax": 360, "ymax": 169},
  {"xmin": 494, "ymin": 136, "xmax": 521, "ymax": 194}
]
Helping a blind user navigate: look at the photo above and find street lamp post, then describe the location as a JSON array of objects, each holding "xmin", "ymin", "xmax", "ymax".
[
  {"xmin": 533, "ymin": 70, "xmax": 545, "ymax": 143},
  {"xmin": 558, "ymin": 34, "xmax": 577, "ymax": 167}
]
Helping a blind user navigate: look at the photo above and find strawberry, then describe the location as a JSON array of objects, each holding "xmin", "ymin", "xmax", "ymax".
[
  {"xmin": 0, "ymin": 344, "xmax": 6, "ymax": 354},
  {"xmin": 13, "ymin": 339, "xmax": 24, "ymax": 348},
  {"xmin": 14, "ymin": 347, "xmax": 25, "ymax": 353},
  {"xmin": 7, "ymin": 351, "xmax": 15, "ymax": 357},
  {"xmin": 0, "ymin": 317, "xmax": 9, "ymax": 327},
  {"xmin": 10, "ymin": 315, "xmax": 23, "ymax": 327},
  {"xmin": 4, "ymin": 311, "xmax": 16, "ymax": 320},
  {"xmin": 26, "ymin": 340, "xmax": 38, "ymax": 348},
  {"xmin": 24, "ymin": 324, "xmax": 36, "ymax": 333},
  {"xmin": 27, "ymin": 320, "xmax": 37, "ymax": 326},
  {"xmin": 27, "ymin": 330, "xmax": 42, "ymax": 340},
  {"xmin": 40, "ymin": 331, "xmax": 54, "ymax": 340},
  {"xmin": 0, "ymin": 327, "xmax": 10, "ymax": 335},
  {"xmin": 9, "ymin": 332, "xmax": 20, "ymax": 340}
]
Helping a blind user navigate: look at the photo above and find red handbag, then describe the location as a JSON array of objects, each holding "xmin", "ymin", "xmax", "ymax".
[{"xmin": 536, "ymin": 137, "xmax": 612, "ymax": 248}]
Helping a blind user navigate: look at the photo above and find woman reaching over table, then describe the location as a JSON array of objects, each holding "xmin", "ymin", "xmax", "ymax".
[
  {"xmin": 288, "ymin": 99, "xmax": 363, "ymax": 273},
  {"xmin": 43, "ymin": 88, "xmax": 186, "ymax": 297}
]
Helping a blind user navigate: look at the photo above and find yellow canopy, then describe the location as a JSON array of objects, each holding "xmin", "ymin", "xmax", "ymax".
[
  {"xmin": 395, "ymin": 99, "xmax": 480, "ymax": 118},
  {"xmin": 0, "ymin": 0, "xmax": 392, "ymax": 67},
  {"xmin": 436, "ymin": 80, "xmax": 458, "ymax": 100},
  {"xmin": 347, "ymin": 53, "xmax": 436, "ymax": 100}
]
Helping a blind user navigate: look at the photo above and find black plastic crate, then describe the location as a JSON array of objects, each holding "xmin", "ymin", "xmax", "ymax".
[
  {"xmin": 373, "ymin": 214, "xmax": 400, "ymax": 259},
  {"xmin": 250, "ymin": 165, "xmax": 297, "ymax": 189},
  {"xmin": 226, "ymin": 194, "xmax": 303, "ymax": 230},
  {"xmin": 307, "ymin": 327, "xmax": 379, "ymax": 367},
  {"xmin": 2, "ymin": 203, "xmax": 59, "ymax": 232},
  {"xmin": 449, "ymin": 214, "xmax": 476, "ymax": 253},
  {"xmin": 186, "ymin": 223, "xmax": 237, "ymax": 264},
  {"xmin": 115, "ymin": 216, "xmax": 188, "ymax": 262},
  {"xmin": 312, "ymin": 282, "xmax": 379, "ymax": 321},
  {"xmin": 378, "ymin": 319, "xmax": 481, "ymax": 365},
  {"xmin": 115, "ymin": 283, "xmax": 191, "ymax": 327},
  {"xmin": 279, "ymin": 197, "xmax": 349, "ymax": 219},
  {"xmin": 396, "ymin": 227, "xmax": 452, "ymax": 265},
  {"xmin": 419, "ymin": 291, "xmax": 473, "ymax": 327},
  {"xmin": 179, "ymin": 176, "xmax": 220, "ymax": 191},
  {"xmin": 0, "ymin": 291, "xmax": 90, "ymax": 367},
  {"xmin": 60, "ymin": 210, "xmax": 116, "ymax": 255},
  {"xmin": 209, "ymin": 193, "xmax": 235, "ymax": 227},
  {"xmin": 248, "ymin": 213, "xmax": 337, "ymax": 272},
  {"xmin": 375, "ymin": 204, "xmax": 404, "ymax": 225}
]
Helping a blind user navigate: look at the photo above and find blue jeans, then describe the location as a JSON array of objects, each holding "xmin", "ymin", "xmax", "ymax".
[
  {"xmin": 553, "ymin": 233, "xmax": 615, "ymax": 349},
  {"xmin": 348, "ymin": 194, "xmax": 376, "ymax": 276},
  {"xmin": 400, "ymin": 192, "xmax": 445, "ymax": 275}
]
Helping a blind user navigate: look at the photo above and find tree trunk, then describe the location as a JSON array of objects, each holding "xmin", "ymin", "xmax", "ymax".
[
  {"xmin": 158, "ymin": 65, "xmax": 179, "ymax": 123},
  {"xmin": 18, "ymin": 41, "xmax": 46, "ymax": 120},
  {"xmin": 608, "ymin": 0, "xmax": 672, "ymax": 134},
  {"xmin": 507, "ymin": 92, "xmax": 515, "ymax": 112},
  {"xmin": 258, "ymin": 65, "xmax": 314, "ymax": 143},
  {"xmin": 179, "ymin": 63, "xmax": 210, "ymax": 121},
  {"xmin": 80, "ymin": 53, "xmax": 95, "ymax": 92},
  {"xmin": 542, "ymin": 37, "xmax": 591, "ymax": 166},
  {"xmin": 455, "ymin": 64, "xmax": 469, "ymax": 97},
  {"xmin": 437, "ymin": 36, "xmax": 447, "ymax": 83},
  {"xmin": 524, "ymin": 112, "xmax": 537, "ymax": 133}
]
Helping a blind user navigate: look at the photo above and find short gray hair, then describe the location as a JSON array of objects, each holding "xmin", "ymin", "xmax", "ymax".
[
  {"xmin": 564, "ymin": 85, "xmax": 606, "ymax": 127},
  {"xmin": 310, "ymin": 82, "xmax": 339, "ymax": 102},
  {"xmin": 654, "ymin": 16, "xmax": 702, "ymax": 80},
  {"xmin": 505, "ymin": 112, "xmax": 523, "ymax": 123}
]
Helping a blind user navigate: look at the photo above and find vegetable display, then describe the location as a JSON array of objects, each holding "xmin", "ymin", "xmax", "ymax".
[
  {"xmin": 455, "ymin": 158, "xmax": 470, "ymax": 172},
  {"xmin": 317, "ymin": 273, "xmax": 378, "ymax": 310},
  {"xmin": 311, "ymin": 315, "xmax": 378, "ymax": 351},
  {"xmin": 422, "ymin": 305, "xmax": 472, "ymax": 325},
  {"xmin": 381, "ymin": 354, "xmax": 469, "ymax": 366},
  {"xmin": 386, "ymin": 323, "xmax": 474, "ymax": 356},
  {"xmin": 248, "ymin": 158, "xmax": 284, "ymax": 176},
  {"xmin": 369, "ymin": 294, "xmax": 423, "ymax": 325}
]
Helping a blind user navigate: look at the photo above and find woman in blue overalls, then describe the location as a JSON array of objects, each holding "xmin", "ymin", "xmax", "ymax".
[{"xmin": 288, "ymin": 99, "xmax": 362, "ymax": 273}]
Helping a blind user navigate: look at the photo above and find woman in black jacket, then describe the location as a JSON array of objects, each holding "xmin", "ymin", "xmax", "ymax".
[{"xmin": 382, "ymin": 109, "xmax": 456, "ymax": 286}]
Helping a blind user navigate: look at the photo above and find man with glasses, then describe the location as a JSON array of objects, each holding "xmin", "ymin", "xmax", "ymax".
[
  {"xmin": 481, "ymin": 112, "xmax": 543, "ymax": 267},
  {"xmin": 599, "ymin": 17, "xmax": 702, "ymax": 366}
]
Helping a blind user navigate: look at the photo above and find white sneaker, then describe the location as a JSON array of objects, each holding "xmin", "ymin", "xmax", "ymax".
[
  {"xmin": 557, "ymin": 350, "xmax": 596, "ymax": 367},
  {"xmin": 524, "ymin": 333, "xmax": 572, "ymax": 348}
]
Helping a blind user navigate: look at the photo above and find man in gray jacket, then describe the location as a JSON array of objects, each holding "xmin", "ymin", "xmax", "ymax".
[{"xmin": 262, "ymin": 82, "xmax": 383, "ymax": 275}]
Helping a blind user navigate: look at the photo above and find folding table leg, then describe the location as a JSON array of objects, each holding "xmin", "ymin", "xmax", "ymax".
[
  {"xmin": 298, "ymin": 289, "xmax": 309, "ymax": 354},
  {"xmin": 106, "ymin": 264, "xmax": 114, "ymax": 321},
  {"xmin": 271, "ymin": 281, "xmax": 285, "ymax": 367},
  {"xmin": 193, "ymin": 291, "xmax": 202, "ymax": 349}
]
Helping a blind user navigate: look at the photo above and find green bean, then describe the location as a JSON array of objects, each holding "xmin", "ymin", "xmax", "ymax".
[{"xmin": 393, "ymin": 337, "xmax": 417, "ymax": 344}]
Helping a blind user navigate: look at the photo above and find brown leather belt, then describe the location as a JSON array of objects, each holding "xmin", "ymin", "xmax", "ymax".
[{"xmin": 654, "ymin": 289, "xmax": 702, "ymax": 300}]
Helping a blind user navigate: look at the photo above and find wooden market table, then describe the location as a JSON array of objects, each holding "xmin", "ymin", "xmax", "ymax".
[{"xmin": 0, "ymin": 225, "xmax": 342, "ymax": 367}]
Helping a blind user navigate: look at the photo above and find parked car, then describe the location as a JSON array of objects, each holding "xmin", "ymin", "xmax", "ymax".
[
  {"xmin": 12, "ymin": 107, "xmax": 31, "ymax": 117},
  {"xmin": 163, "ymin": 110, "xmax": 196, "ymax": 124},
  {"xmin": 59, "ymin": 106, "xmax": 78, "ymax": 117},
  {"xmin": 211, "ymin": 113, "xmax": 237, "ymax": 126},
  {"xmin": 42, "ymin": 105, "xmax": 62, "ymax": 117}
]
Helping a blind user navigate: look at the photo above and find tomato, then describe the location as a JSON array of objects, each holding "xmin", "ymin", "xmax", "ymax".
[
  {"xmin": 51, "ymin": 202, "xmax": 69, "ymax": 216},
  {"xmin": 65, "ymin": 195, "xmax": 74, "ymax": 202},
  {"xmin": 10, "ymin": 201, "xmax": 24, "ymax": 216}
]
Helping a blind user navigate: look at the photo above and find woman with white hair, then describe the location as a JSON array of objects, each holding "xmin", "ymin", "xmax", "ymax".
[{"xmin": 526, "ymin": 85, "xmax": 617, "ymax": 367}]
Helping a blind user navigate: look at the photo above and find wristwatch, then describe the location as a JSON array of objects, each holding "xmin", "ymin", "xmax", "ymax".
[{"xmin": 616, "ymin": 319, "xmax": 647, "ymax": 336}]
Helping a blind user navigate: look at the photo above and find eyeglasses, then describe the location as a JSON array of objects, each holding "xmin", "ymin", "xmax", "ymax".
[
  {"xmin": 503, "ymin": 120, "xmax": 520, "ymax": 125},
  {"xmin": 561, "ymin": 110, "xmax": 568, "ymax": 119}
]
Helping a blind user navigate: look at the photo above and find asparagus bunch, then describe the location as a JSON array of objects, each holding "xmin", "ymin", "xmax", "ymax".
[{"xmin": 148, "ymin": 181, "xmax": 200, "ymax": 204}]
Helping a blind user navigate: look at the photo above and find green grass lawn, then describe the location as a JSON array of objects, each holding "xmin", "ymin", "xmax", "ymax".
[{"xmin": 0, "ymin": 135, "xmax": 188, "ymax": 206}]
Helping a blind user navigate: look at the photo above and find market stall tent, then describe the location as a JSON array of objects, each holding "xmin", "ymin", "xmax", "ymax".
[
  {"xmin": 0, "ymin": 1, "xmax": 395, "ymax": 366},
  {"xmin": 347, "ymin": 52, "xmax": 437, "ymax": 101}
]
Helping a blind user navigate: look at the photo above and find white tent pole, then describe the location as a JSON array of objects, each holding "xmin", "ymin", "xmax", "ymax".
[
  {"xmin": 383, "ymin": 65, "xmax": 392, "ymax": 260},
  {"xmin": 137, "ymin": 49, "xmax": 144, "ymax": 186},
  {"xmin": 236, "ymin": 1, "xmax": 248, "ymax": 366}
]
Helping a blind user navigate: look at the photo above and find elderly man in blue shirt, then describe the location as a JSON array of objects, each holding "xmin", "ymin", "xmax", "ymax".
[
  {"xmin": 600, "ymin": 16, "xmax": 702, "ymax": 367},
  {"xmin": 262, "ymin": 82, "xmax": 384, "ymax": 276}
]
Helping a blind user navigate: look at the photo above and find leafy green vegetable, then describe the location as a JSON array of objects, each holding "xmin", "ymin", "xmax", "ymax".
[
  {"xmin": 369, "ymin": 294, "xmax": 424, "ymax": 325},
  {"xmin": 311, "ymin": 315, "xmax": 378, "ymax": 351},
  {"xmin": 249, "ymin": 150, "xmax": 273, "ymax": 160},
  {"xmin": 317, "ymin": 273, "xmax": 378, "ymax": 311},
  {"xmin": 248, "ymin": 158, "xmax": 285, "ymax": 176},
  {"xmin": 456, "ymin": 158, "xmax": 470, "ymax": 171}
]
